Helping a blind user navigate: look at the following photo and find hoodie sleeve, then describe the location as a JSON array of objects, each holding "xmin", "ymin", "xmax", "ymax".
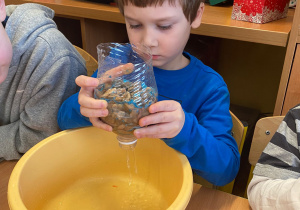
[
  {"xmin": 247, "ymin": 175, "xmax": 300, "ymax": 210},
  {"xmin": 163, "ymin": 85, "xmax": 240, "ymax": 186},
  {"xmin": 0, "ymin": 46, "xmax": 86, "ymax": 160},
  {"xmin": 57, "ymin": 92, "xmax": 92, "ymax": 130}
]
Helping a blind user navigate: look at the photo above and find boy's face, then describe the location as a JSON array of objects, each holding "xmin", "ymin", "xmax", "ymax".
[
  {"xmin": 123, "ymin": 1, "xmax": 203, "ymax": 70},
  {"xmin": 0, "ymin": 0, "xmax": 12, "ymax": 84}
]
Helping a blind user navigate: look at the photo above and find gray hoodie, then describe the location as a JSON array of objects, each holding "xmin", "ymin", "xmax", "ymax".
[{"xmin": 0, "ymin": 3, "xmax": 86, "ymax": 160}]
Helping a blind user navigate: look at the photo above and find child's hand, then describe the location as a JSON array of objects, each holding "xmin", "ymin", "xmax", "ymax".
[
  {"xmin": 134, "ymin": 100, "xmax": 185, "ymax": 139},
  {"xmin": 75, "ymin": 63, "xmax": 135, "ymax": 132},
  {"xmin": 75, "ymin": 75, "xmax": 112, "ymax": 132}
]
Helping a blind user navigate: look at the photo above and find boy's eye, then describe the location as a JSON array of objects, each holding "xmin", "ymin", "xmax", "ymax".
[
  {"xmin": 129, "ymin": 24, "xmax": 142, "ymax": 29},
  {"xmin": 158, "ymin": 25, "xmax": 172, "ymax": 30}
]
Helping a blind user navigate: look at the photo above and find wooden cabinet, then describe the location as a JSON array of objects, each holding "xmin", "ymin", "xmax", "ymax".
[
  {"xmin": 281, "ymin": 45, "xmax": 300, "ymax": 115},
  {"xmin": 274, "ymin": 4, "xmax": 300, "ymax": 115},
  {"xmin": 5, "ymin": 0, "xmax": 299, "ymax": 115}
]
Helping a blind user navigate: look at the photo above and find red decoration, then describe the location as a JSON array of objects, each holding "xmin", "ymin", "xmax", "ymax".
[{"xmin": 231, "ymin": 0, "xmax": 290, "ymax": 24}]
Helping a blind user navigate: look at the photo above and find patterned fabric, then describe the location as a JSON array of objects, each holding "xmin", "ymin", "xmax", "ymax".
[
  {"xmin": 253, "ymin": 104, "xmax": 300, "ymax": 179},
  {"xmin": 248, "ymin": 104, "xmax": 300, "ymax": 210}
]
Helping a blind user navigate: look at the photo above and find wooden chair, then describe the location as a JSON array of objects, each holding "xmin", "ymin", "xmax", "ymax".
[
  {"xmin": 230, "ymin": 110, "xmax": 248, "ymax": 154},
  {"xmin": 73, "ymin": 45, "xmax": 98, "ymax": 76},
  {"xmin": 244, "ymin": 115, "xmax": 285, "ymax": 197},
  {"xmin": 193, "ymin": 111, "xmax": 248, "ymax": 194}
]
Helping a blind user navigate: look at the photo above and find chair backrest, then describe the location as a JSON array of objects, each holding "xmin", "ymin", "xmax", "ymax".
[
  {"xmin": 244, "ymin": 115, "xmax": 285, "ymax": 198},
  {"xmin": 249, "ymin": 116, "xmax": 285, "ymax": 166},
  {"xmin": 194, "ymin": 111, "xmax": 247, "ymax": 194},
  {"xmin": 73, "ymin": 45, "xmax": 98, "ymax": 76},
  {"xmin": 230, "ymin": 111, "xmax": 247, "ymax": 154}
]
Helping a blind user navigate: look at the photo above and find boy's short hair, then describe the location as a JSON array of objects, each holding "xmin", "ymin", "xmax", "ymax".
[{"xmin": 116, "ymin": 0, "xmax": 205, "ymax": 23}]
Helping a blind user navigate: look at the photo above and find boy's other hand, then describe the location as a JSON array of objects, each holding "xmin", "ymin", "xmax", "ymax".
[
  {"xmin": 134, "ymin": 100, "xmax": 185, "ymax": 139},
  {"xmin": 75, "ymin": 75, "xmax": 112, "ymax": 132}
]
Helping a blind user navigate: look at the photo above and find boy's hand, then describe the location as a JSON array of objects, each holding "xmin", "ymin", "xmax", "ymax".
[
  {"xmin": 75, "ymin": 75, "xmax": 112, "ymax": 131},
  {"xmin": 134, "ymin": 100, "xmax": 185, "ymax": 139},
  {"xmin": 75, "ymin": 63, "xmax": 134, "ymax": 132}
]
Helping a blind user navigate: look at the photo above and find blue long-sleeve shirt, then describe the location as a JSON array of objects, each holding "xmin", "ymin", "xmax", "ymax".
[{"xmin": 58, "ymin": 52, "xmax": 240, "ymax": 186}]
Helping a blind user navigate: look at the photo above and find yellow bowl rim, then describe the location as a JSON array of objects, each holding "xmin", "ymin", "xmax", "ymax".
[{"xmin": 8, "ymin": 127, "xmax": 193, "ymax": 210}]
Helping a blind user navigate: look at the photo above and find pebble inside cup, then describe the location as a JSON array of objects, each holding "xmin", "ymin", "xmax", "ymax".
[{"xmin": 94, "ymin": 43, "xmax": 158, "ymax": 149}]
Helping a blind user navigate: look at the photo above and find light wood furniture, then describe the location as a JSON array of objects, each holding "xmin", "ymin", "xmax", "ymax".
[
  {"xmin": 6, "ymin": 0, "xmax": 294, "ymax": 46},
  {"xmin": 6, "ymin": 0, "xmax": 294, "ymax": 55},
  {"xmin": 245, "ymin": 115, "xmax": 285, "ymax": 197},
  {"xmin": 0, "ymin": 161, "xmax": 17, "ymax": 210},
  {"xmin": 248, "ymin": 116, "xmax": 284, "ymax": 166},
  {"xmin": 74, "ymin": 45, "xmax": 98, "ymax": 76},
  {"xmin": 274, "ymin": 4, "xmax": 300, "ymax": 115},
  {"xmin": 231, "ymin": 110, "xmax": 248, "ymax": 154},
  {"xmin": 187, "ymin": 183, "xmax": 251, "ymax": 210},
  {"xmin": 0, "ymin": 160, "xmax": 250, "ymax": 210},
  {"xmin": 280, "ymin": 45, "xmax": 300, "ymax": 115}
]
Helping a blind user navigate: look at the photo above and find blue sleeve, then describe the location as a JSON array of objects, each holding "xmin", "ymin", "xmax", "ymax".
[
  {"xmin": 57, "ymin": 92, "xmax": 92, "ymax": 130},
  {"xmin": 57, "ymin": 71, "xmax": 98, "ymax": 130},
  {"xmin": 163, "ymin": 85, "xmax": 240, "ymax": 186}
]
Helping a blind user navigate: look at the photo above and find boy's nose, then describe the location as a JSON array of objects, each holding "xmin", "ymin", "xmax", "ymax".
[{"xmin": 142, "ymin": 29, "xmax": 158, "ymax": 48}]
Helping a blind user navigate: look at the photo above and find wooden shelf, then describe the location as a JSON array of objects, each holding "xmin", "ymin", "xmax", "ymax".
[
  {"xmin": 195, "ymin": 5, "xmax": 294, "ymax": 47},
  {"xmin": 6, "ymin": 0, "xmax": 294, "ymax": 47}
]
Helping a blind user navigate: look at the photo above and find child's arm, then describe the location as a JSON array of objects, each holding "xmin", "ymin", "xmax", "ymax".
[
  {"xmin": 248, "ymin": 175, "xmax": 300, "ymax": 209},
  {"xmin": 75, "ymin": 75, "xmax": 112, "ymax": 131},
  {"xmin": 0, "ymin": 53, "xmax": 86, "ymax": 160},
  {"xmin": 248, "ymin": 108, "xmax": 300, "ymax": 209},
  {"xmin": 135, "ymin": 85, "xmax": 240, "ymax": 186},
  {"xmin": 58, "ymin": 63, "xmax": 135, "ymax": 131},
  {"xmin": 57, "ymin": 73, "xmax": 112, "ymax": 131}
]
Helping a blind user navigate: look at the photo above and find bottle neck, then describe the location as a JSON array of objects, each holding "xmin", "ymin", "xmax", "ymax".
[{"xmin": 117, "ymin": 135, "xmax": 137, "ymax": 150}]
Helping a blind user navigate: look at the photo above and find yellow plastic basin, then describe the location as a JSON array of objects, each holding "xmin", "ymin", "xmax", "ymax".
[{"xmin": 8, "ymin": 127, "xmax": 193, "ymax": 210}]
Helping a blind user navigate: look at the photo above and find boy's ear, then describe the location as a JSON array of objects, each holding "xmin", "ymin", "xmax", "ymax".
[
  {"xmin": 191, "ymin": 2, "xmax": 204, "ymax": 29},
  {"xmin": 0, "ymin": 0, "xmax": 6, "ymax": 22}
]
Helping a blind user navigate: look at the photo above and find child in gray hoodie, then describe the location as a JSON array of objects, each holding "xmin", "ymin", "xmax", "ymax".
[{"xmin": 0, "ymin": 1, "xmax": 86, "ymax": 161}]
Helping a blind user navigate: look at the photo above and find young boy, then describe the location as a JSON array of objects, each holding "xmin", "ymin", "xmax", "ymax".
[
  {"xmin": 58, "ymin": 0, "xmax": 240, "ymax": 186},
  {"xmin": 0, "ymin": 1, "xmax": 86, "ymax": 161}
]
